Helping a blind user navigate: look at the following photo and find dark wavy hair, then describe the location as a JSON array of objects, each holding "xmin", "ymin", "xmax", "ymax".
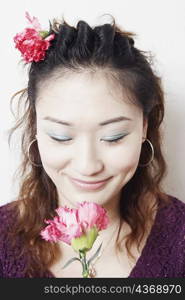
[{"xmin": 8, "ymin": 14, "xmax": 170, "ymax": 277}]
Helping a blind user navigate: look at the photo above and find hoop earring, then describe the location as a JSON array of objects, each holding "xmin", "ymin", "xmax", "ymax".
[
  {"xmin": 139, "ymin": 138, "xmax": 154, "ymax": 167},
  {"xmin": 27, "ymin": 135, "xmax": 42, "ymax": 167}
]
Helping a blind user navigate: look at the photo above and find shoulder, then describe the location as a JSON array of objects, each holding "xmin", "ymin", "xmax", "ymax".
[
  {"xmin": 0, "ymin": 201, "xmax": 17, "ymax": 216},
  {"xmin": 158, "ymin": 194, "xmax": 185, "ymax": 226},
  {"xmin": 0, "ymin": 201, "xmax": 30, "ymax": 278},
  {"xmin": 168, "ymin": 194, "xmax": 185, "ymax": 211},
  {"xmin": 156, "ymin": 194, "xmax": 185, "ymax": 238},
  {"xmin": 157, "ymin": 194, "xmax": 185, "ymax": 276},
  {"xmin": 0, "ymin": 200, "xmax": 23, "ymax": 244},
  {"xmin": 0, "ymin": 201, "xmax": 19, "ymax": 251},
  {"xmin": 0, "ymin": 201, "xmax": 19, "ymax": 232}
]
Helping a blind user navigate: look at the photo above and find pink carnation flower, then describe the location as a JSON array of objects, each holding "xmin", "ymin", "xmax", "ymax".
[
  {"xmin": 41, "ymin": 202, "xmax": 109, "ymax": 278},
  {"xmin": 40, "ymin": 202, "xmax": 109, "ymax": 246},
  {"xmin": 13, "ymin": 11, "xmax": 55, "ymax": 63},
  {"xmin": 77, "ymin": 201, "xmax": 109, "ymax": 231}
]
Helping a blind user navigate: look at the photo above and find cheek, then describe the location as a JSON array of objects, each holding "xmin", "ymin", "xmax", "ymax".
[
  {"xmin": 38, "ymin": 141, "xmax": 68, "ymax": 170},
  {"xmin": 108, "ymin": 143, "xmax": 142, "ymax": 173}
]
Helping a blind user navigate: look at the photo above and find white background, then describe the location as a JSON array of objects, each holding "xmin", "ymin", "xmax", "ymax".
[{"xmin": 0, "ymin": 0, "xmax": 185, "ymax": 205}]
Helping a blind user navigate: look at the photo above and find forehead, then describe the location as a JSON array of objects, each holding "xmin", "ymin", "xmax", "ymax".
[{"xmin": 36, "ymin": 71, "xmax": 141, "ymax": 122}]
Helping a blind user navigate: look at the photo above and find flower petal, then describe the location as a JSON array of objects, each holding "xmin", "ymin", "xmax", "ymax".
[
  {"xmin": 25, "ymin": 11, "xmax": 41, "ymax": 31},
  {"xmin": 77, "ymin": 202, "xmax": 109, "ymax": 231}
]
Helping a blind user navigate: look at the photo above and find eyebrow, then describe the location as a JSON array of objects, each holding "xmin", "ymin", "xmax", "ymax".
[{"xmin": 42, "ymin": 116, "xmax": 132, "ymax": 126}]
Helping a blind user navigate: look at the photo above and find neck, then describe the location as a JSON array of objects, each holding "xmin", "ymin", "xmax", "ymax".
[{"xmin": 87, "ymin": 216, "xmax": 121, "ymax": 257}]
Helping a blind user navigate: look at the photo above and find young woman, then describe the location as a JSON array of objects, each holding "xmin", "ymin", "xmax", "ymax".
[{"xmin": 0, "ymin": 12, "xmax": 184, "ymax": 278}]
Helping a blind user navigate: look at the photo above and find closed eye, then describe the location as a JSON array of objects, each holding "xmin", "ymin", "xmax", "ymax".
[
  {"xmin": 49, "ymin": 136, "xmax": 72, "ymax": 142},
  {"xmin": 102, "ymin": 133, "xmax": 128, "ymax": 143},
  {"xmin": 104, "ymin": 136, "xmax": 125, "ymax": 143},
  {"xmin": 49, "ymin": 133, "xmax": 129, "ymax": 143}
]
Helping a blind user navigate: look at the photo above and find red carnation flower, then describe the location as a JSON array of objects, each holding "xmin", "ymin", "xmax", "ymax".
[{"xmin": 14, "ymin": 12, "xmax": 55, "ymax": 63}]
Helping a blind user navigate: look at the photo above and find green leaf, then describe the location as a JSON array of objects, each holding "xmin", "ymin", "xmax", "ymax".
[
  {"xmin": 87, "ymin": 242, "xmax": 103, "ymax": 267},
  {"xmin": 62, "ymin": 257, "xmax": 81, "ymax": 269},
  {"xmin": 39, "ymin": 31, "xmax": 49, "ymax": 39}
]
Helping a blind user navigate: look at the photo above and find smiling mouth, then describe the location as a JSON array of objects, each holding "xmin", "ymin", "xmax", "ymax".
[
  {"xmin": 70, "ymin": 177, "xmax": 111, "ymax": 184},
  {"xmin": 70, "ymin": 176, "xmax": 112, "ymax": 191}
]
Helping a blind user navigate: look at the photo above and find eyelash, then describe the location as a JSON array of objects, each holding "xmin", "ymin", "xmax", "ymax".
[
  {"xmin": 50, "ymin": 135, "xmax": 127, "ymax": 144},
  {"xmin": 103, "ymin": 136, "xmax": 125, "ymax": 143}
]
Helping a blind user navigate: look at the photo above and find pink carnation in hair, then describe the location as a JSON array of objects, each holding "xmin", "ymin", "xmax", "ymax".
[
  {"xmin": 25, "ymin": 11, "xmax": 42, "ymax": 31},
  {"xmin": 13, "ymin": 11, "xmax": 55, "ymax": 63}
]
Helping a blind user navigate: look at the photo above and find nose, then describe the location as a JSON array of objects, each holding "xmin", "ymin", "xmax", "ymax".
[{"xmin": 72, "ymin": 140, "xmax": 104, "ymax": 176}]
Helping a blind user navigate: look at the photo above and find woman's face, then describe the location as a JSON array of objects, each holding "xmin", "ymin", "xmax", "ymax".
[{"xmin": 36, "ymin": 71, "xmax": 148, "ymax": 209}]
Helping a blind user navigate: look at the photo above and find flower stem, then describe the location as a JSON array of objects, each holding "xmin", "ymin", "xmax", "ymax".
[{"xmin": 79, "ymin": 251, "xmax": 89, "ymax": 278}]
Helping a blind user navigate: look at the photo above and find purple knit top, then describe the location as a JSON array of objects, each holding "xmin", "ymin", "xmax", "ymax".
[{"xmin": 0, "ymin": 195, "xmax": 185, "ymax": 278}]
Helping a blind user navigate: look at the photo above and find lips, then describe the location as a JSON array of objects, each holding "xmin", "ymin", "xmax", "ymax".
[
  {"xmin": 71, "ymin": 177, "xmax": 110, "ymax": 184},
  {"xmin": 70, "ymin": 176, "xmax": 111, "ymax": 191}
]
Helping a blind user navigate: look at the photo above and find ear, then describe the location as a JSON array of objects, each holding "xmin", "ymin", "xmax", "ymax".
[{"xmin": 143, "ymin": 117, "xmax": 148, "ymax": 140}]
